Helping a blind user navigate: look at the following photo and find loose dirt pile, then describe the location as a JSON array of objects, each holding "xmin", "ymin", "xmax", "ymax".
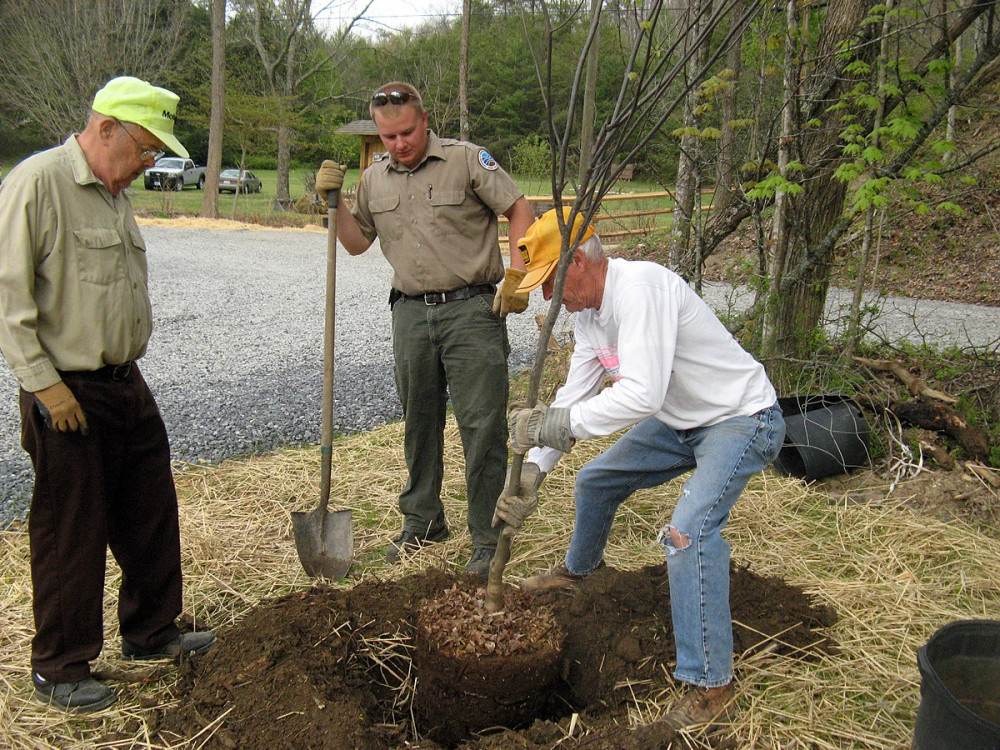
[{"xmin": 153, "ymin": 563, "xmax": 836, "ymax": 749}]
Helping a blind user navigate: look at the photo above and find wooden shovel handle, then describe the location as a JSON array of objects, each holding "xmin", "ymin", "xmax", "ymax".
[{"xmin": 319, "ymin": 190, "xmax": 339, "ymax": 515}]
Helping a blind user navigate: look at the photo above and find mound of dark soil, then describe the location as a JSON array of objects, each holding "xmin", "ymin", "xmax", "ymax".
[{"xmin": 152, "ymin": 563, "xmax": 836, "ymax": 749}]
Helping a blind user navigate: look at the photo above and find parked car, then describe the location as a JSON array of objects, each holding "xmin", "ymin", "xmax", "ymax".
[
  {"xmin": 218, "ymin": 169, "xmax": 262, "ymax": 194},
  {"xmin": 144, "ymin": 157, "xmax": 206, "ymax": 190}
]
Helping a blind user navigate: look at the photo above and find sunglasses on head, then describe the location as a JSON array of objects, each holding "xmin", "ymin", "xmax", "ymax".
[{"xmin": 371, "ymin": 90, "xmax": 413, "ymax": 106}]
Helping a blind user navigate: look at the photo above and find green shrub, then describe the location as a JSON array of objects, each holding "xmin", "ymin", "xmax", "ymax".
[
  {"xmin": 510, "ymin": 135, "xmax": 551, "ymax": 178},
  {"xmin": 245, "ymin": 155, "xmax": 278, "ymax": 170}
]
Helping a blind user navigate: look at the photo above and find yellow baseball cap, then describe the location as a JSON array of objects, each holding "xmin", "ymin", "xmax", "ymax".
[
  {"xmin": 516, "ymin": 207, "xmax": 596, "ymax": 292},
  {"xmin": 92, "ymin": 76, "xmax": 188, "ymax": 158}
]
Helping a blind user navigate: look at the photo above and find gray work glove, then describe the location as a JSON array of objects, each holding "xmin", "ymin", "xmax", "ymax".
[
  {"xmin": 492, "ymin": 462, "xmax": 545, "ymax": 538},
  {"xmin": 492, "ymin": 268, "xmax": 529, "ymax": 318},
  {"xmin": 316, "ymin": 160, "xmax": 346, "ymax": 195},
  {"xmin": 509, "ymin": 404, "xmax": 575, "ymax": 454}
]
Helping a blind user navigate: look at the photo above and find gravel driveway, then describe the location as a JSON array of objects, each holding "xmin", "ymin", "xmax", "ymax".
[
  {"xmin": 2, "ymin": 224, "xmax": 998, "ymax": 526},
  {"xmin": 0, "ymin": 225, "xmax": 568, "ymax": 525}
]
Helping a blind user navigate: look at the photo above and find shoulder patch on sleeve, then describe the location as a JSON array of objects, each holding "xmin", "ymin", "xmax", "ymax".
[{"xmin": 477, "ymin": 149, "xmax": 499, "ymax": 171}]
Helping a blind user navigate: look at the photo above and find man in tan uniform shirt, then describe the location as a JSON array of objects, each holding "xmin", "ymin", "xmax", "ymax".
[
  {"xmin": 317, "ymin": 82, "xmax": 534, "ymax": 578},
  {"xmin": 0, "ymin": 76, "xmax": 214, "ymax": 712}
]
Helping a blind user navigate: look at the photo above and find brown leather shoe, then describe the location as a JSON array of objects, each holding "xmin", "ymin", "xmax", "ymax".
[
  {"xmin": 520, "ymin": 561, "xmax": 605, "ymax": 592},
  {"xmin": 659, "ymin": 682, "xmax": 735, "ymax": 729}
]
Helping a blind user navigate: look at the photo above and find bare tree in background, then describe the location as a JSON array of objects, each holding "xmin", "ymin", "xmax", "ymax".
[
  {"xmin": 202, "ymin": 0, "xmax": 228, "ymax": 218},
  {"xmin": 234, "ymin": 0, "xmax": 370, "ymax": 203},
  {"xmin": 0, "ymin": 0, "xmax": 188, "ymax": 142},
  {"xmin": 460, "ymin": 0, "xmax": 471, "ymax": 140},
  {"xmin": 578, "ymin": 0, "xmax": 601, "ymax": 184}
]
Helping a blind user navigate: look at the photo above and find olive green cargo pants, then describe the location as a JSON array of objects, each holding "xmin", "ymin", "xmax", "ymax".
[{"xmin": 390, "ymin": 291, "xmax": 509, "ymax": 550}]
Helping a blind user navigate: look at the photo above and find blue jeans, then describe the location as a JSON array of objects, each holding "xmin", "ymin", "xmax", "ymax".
[{"xmin": 564, "ymin": 406, "xmax": 784, "ymax": 688}]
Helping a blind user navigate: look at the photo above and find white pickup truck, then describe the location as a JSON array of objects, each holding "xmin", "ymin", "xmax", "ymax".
[{"xmin": 143, "ymin": 157, "xmax": 207, "ymax": 191}]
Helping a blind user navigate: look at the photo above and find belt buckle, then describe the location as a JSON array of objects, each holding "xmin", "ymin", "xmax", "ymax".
[{"xmin": 424, "ymin": 292, "xmax": 445, "ymax": 305}]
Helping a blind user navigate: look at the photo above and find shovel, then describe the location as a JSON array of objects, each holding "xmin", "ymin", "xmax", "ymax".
[{"xmin": 292, "ymin": 188, "xmax": 353, "ymax": 579}]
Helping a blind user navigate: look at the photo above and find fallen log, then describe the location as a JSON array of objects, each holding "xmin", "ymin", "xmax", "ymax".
[
  {"xmin": 890, "ymin": 398, "xmax": 989, "ymax": 461},
  {"xmin": 853, "ymin": 357, "xmax": 958, "ymax": 404}
]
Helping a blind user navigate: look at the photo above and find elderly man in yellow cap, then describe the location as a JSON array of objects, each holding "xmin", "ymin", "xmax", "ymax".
[
  {"xmin": 0, "ymin": 76, "xmax": 214, "ymax": 712},
  {"xmin": 493, "ymin": 207, "xmax": 785, "ymax": 729}
]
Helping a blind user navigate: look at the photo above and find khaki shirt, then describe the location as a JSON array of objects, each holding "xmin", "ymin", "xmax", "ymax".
[
  {"xmin": 0, "ymin": 136, "xmax": 153, "ymax": 392},
  {"xmin": 352, "ymin": 131, "xmax": 523, "ymax": 296}
]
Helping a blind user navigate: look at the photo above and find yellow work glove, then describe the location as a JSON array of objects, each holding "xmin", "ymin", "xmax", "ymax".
[
  {"xmin": 34, "ymin": 381, "xmax": 89, "ymax": 435},
  {"xmin": 492, "ymin": 268, "xmax": 529, "ymax": 318},
  {"xmin": 315, "ymin": 160, "xmax": 346, "ymax": 196}
]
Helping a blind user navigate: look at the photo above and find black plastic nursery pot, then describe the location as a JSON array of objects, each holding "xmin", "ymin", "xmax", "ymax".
[
  {"xmin": 773, "ymin": 394, "xmax": 871, "ymax": 480},
  {"xmin": 912, "ymin": 619, "xmax": 1000, "ymax": 750}
]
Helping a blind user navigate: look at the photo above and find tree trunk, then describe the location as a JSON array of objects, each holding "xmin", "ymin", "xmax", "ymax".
[
  {"xmin": 668, "ymin": 0, "xmax": 702, "ymax": 277},
  {"xmin": 459, "ymin": 0, "xmax": 471, "ymax": 140},
  {"xmin": 202, "ymin": 0, "xmax": 227, "ymax": 219},
  {"xmin": 714, "ymin": 0, "xmax": 744, "ymax": 217},
  {"xmin": 276, "ymin": 122, "xmax": 292, "ymax": 203},
  {"xmin": 844, "ymin": 0, "xmax": 894, "ymax": 358},
  {"xmin": 762, "ymin": 0, "xmax": 877, "ymax": 359},
  {"xmin": 760, "ymin": 0, "xmax": 799, "ymax": 359},
  {"xmin": 578, "ymin": 0, "xmax": 601, "ymax": 184}
]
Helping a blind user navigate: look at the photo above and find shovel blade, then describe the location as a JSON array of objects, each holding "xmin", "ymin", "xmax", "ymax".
[{"xmin": 291, "ymin": 508, "xmax": 353, "ymax": 579}]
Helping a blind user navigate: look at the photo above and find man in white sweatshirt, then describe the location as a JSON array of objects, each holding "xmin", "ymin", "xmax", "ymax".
[{"xmin": 495, "ymin": 207, "xmax": 785, "ymax": 728}]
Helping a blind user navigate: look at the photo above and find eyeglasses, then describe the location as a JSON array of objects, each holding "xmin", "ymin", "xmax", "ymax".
[
  {"xmin": 117, "ymin": 120, "xmax": 165, "ymax": 162},
  {"xmin": 371, "ymin": 90, "xmax": 413, "ymax": 106}
]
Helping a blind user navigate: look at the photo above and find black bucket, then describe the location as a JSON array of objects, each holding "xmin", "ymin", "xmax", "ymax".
[
  {"xmin": 912, "ymin": 619, "xmax": 1000, "ymax": 750},
  {"xmin": 773, "ymin": 394, "xmax": 871, "ymax": 480}
]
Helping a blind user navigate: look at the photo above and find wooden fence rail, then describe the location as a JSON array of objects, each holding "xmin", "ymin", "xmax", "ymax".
[{"xmin": 499, "ymin": 190, "xmax": 714, "ymax": 246}]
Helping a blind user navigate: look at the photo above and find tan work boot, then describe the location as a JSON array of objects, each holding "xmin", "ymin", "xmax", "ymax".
[
  {"xmin": 520, "ymin": 561, "xmax": 605, "ymax": 592},
  {"xmin": 659, "ymin": 682, "xmax": 735, "ymax": 729}
]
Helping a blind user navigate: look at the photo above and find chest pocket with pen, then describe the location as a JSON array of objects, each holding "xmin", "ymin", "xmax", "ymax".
[
  {"xmin": 73, "ymin": 227, "xmax": 127, "ymax": 285},
  {"xmin": 429, "ymin": 189, "xmax": 466, "ymax": 236}
]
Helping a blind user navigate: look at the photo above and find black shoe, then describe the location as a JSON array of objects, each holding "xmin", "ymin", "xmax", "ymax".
[
  {"xmin": 465, "ymin": 546, "xmax": 496, "ymax": 580},
  {"xmin": 385, "ymin": 526, "xmax": 450, "ymax": 563},
  {"xmin": 32, "ymin": 673, "xmax": 116, "ymax": 712},
  {"xmin": 122, "ymin": 630, "xmax": 217, "ymax": 661}
]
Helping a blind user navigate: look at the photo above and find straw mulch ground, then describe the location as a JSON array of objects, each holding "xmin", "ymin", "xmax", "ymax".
[{"xmin": 2, "ymin": 418, "xmax": 999, "ymax": 748}]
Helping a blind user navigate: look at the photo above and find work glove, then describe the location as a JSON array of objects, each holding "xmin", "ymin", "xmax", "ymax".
[
  {"xmin": 509, "ymin": 403, "xmax": 574, "ymax": 454},
  {"xmin": 492, "ymin": 462, "xmax": 545, "ymax": 538},
  {"xmin": 492, "ymin": 268, "xmax": 529, "ymax": 318},
  {"xmin": 316, "ymin": 160, "xmax": 346, "ymax": 196},
  {"xmin": 34, "ymin": 381, "xmax": 89, "ymax": 435}
]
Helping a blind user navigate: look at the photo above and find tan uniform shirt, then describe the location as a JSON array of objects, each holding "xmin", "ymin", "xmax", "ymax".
[
  {"xmin": 352, "ymin": 131, "xmax": 524, "ymax": 296},
  {"xmin": 0, "ymin": 136, "xmax": 153, "ymax": 392}
]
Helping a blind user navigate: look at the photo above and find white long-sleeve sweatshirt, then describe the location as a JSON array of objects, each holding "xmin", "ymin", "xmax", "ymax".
[{"xmin": 529, "ymin": 258, "xmax": 777, "ymax": 474}]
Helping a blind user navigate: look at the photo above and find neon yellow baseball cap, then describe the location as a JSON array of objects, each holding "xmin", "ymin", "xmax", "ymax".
[
  {"xmin": 516, "ymin": 207, "xmax": 596, "ymax": 292},
  {"xmin": 92, "ymin": 76, "xmax": 188, "ymax": 158}
]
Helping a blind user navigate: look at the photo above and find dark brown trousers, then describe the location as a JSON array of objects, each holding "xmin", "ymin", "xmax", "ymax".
[{"xmin": 20, "ymin": 363, "xmax": 182, "ymax": 682}]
